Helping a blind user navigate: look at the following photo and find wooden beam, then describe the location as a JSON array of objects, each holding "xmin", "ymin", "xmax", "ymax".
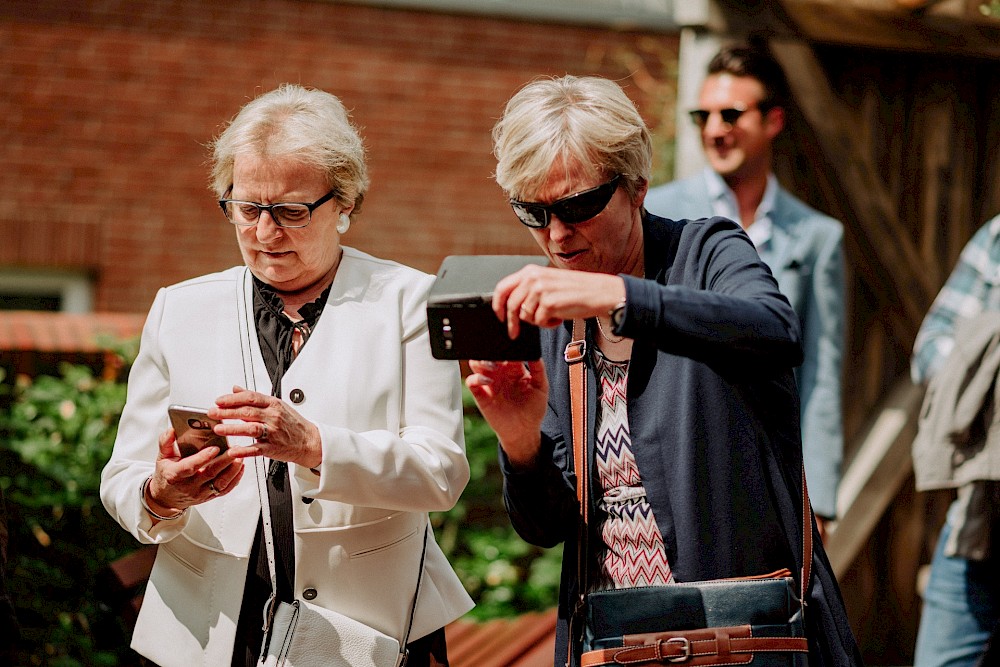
[
  {"xmin": 704, "ymin": 1, "xmax": 1000, "ymax": 59},
  {"xmin": 768, "ymin": 39, "xmax": 938, "ymax": 338},
  {"xmin": 780, "ymin": 0, "xmax": 1000, "ymax": 58},
  {"xmin": 825, "ymin": 379, "xmax": 925, "ymax": 578}
]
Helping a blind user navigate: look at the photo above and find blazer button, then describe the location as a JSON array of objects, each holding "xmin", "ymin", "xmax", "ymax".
[
  {"xmin": 289, "ymin": 388, "xmax": 305, "ymax": 404},
  {"xmin": 302, "ymin": 496, "xmax": 314, "ymax": 505},
  {"xmin": 302, "ymin": 588, "xmax": 318, "ymax": 600}
]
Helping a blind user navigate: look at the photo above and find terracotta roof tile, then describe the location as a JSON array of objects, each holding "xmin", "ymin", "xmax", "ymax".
[
  {"xmin": 0, "ymin": 311, "xmax": 145, "ymax": 352},
  {"xmin": 446, "ymin": 609, "xmax": 558, "ymax": 667}
]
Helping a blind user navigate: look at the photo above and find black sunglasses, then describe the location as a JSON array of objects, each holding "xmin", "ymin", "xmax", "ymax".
[
  {"xmin": 510, "ymin": 174, "xmax": 622, "ymax": 229},
  {"xmin": 688, "ymin": 103, "xmax": 758, "ymax": 129}
]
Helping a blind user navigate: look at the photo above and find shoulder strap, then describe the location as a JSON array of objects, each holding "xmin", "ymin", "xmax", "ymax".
[
  {"xmin": 568, "ymin": 319, "xmax": 588, "ymax": 526},
  {"xmin": 566, "ymin": 319, "xmax": 589, "ymax": 664}
]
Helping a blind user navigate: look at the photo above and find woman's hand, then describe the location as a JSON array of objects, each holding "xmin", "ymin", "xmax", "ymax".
[
  {"xmin": 493, "ymin": 265, "xmax": 626, "ymax": 339},
  {"xmin": 211, "ymin": 386, "xmax": 323, "ymax": 469},
  {"xmin": 466, "ymin": 359, "xmax": 548, "ymax": 469},
  {"xmin": 145, "ymin": 428, "xmax": 245, "ymax": 520}
]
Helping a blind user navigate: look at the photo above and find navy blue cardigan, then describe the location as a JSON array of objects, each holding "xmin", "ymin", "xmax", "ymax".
[{"xmin": 500, "ymin": 213, "xmax": 863, "ymax": 666}]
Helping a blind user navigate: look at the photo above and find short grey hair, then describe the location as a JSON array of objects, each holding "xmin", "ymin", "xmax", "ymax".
[
  {"xmin": 209, "ymin": 84, "xmax": 369, "ymax": 215},
  {"xmin": 492, "ymin": 75, "xmax": 651, "ymax": 201}
]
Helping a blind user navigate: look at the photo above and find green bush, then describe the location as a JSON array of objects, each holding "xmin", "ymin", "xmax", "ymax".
[
  {"xmin": 1, "ymin": 359, "xmax": 139, "ymax": 667},
  {"xmin": 0, "ymin": 353, "xmax": 560, "ymax": 665},
  {"xmin": 432, "ymin": 389, "xmax": 562, "ymax": 620}
]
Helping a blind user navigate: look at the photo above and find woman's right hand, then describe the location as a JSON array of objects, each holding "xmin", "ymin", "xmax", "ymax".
[
  {"xmin": 466, "ymin": 359, "xmax": 548, "ymax": 469},
  {"xmin": 492, "ymin": 265, "xmax": 626, "ymax": 340},
  {"xmin": 143, "ymin": 428, "xmax": 244, "ymax": 521}
]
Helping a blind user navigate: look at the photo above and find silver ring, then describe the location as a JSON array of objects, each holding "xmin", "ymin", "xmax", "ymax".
[
  {"xmin": 209, "ymin": 481, "xmax": 219, "ymax": 496},
  {"xmin": 259, "ymin": 423, "xmax": 268, "ymax": 442}
]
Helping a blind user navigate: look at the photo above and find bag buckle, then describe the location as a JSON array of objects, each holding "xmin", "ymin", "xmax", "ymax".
[
  {"xmin": 564, "ymin": 339, "xmax": 587, "ymax": 364},
  {"xmin": 660, "ymin": 637, "xmax": 691, "ymax": 663}
]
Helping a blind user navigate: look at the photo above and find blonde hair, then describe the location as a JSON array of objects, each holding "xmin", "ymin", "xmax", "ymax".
[
  {"xmin": 492, "ymin": 75, "xmax": 651, "ymax": 201},
  {"xmin": 209, "ymin": 84, "xmax": 369, "ymax": 215}
]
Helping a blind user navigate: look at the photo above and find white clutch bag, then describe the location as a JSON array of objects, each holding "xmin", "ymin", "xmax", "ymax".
[{"xmin": 259, "ymin": 598, "xmax": 407, "ymax": 667}]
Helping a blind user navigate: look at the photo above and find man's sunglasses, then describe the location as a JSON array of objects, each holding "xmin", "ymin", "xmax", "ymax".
[
  {"xmin": 688, "ymin": 103, "xmax": 758, "ymax": 129},
  {"xmin": 510, "ymin": 174, "xmax": 622, "ymax": 229}
]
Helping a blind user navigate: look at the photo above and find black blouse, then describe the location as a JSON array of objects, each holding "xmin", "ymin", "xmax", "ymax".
[{"xmin": 231, "ymin": 276, "xmax": 331, "ymax": 667}]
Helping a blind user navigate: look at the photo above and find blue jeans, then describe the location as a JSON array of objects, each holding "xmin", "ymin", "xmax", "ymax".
[{"xmin": 913, "ymin": 510, "xmax": 1000, "ymax": 667}]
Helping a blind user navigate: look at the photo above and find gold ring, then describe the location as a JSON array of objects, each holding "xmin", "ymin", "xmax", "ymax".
[
  {"xmin": 209, "ymin": 481, "xmax": 219, "ymax": 496},
  {"xmin": 260, "ymin": 424, "xmax": 268, "ymax": 442}
]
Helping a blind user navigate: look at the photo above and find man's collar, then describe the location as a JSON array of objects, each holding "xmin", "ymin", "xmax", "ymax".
[
  {"xmin": 701, "ymin": 168, "xmax": 778, "ymax": 248},
  {"xmin": 702, "ymin": 168, "xmax": 777, "ymax": 212}
]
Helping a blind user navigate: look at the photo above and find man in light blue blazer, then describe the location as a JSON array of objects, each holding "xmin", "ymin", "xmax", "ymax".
[{"xmin": 645, "ymin": 45, "xmax": 846, "ymax": 536}]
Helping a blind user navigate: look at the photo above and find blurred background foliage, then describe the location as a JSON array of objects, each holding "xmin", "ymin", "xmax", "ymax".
[
  {"xmin": 432, "ymin": 390, "xmax": 562, "ymax": 620},
  {"xmin": 0, "ymin": 345, "xmax": 561, "ymax": 665},
  {"xmin": 0, "ymin": 357, "xmax": 138, "ymax": 667}
]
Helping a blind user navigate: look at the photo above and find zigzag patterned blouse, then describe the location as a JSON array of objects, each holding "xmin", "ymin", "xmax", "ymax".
[{"xmin": 592, "ymin": 349, "xmax": 674, "ymax": 591}]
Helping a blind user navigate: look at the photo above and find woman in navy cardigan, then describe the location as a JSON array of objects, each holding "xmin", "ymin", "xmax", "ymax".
[{"xmin": 466, "ymin": 75, "xmax": 862, "ymax": 666}]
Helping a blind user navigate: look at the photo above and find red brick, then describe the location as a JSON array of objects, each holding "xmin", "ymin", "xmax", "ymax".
[{"xmin": 1, "ymin": 0, "xmax": 678, "ymax": 311}]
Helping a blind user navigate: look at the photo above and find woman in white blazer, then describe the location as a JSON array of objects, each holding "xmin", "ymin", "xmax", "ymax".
[{"xmin": 100, "ymin": 84, "xmax": 473, "ymax": 667}]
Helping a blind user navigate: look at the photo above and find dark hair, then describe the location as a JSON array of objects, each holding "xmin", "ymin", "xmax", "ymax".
[{"xmin": 706, "ymin": 45, "xmax": 790, "ymax": 112}]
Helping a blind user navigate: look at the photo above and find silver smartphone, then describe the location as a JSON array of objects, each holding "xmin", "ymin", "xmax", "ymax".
[{"xmin": 168, "ymin": 404, "xmax": 228, "ymax": 458}]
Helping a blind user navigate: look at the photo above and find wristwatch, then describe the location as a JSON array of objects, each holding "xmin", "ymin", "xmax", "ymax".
[{"xmin": 609, "ymin": 298, "xmax": 626, "ymax": 330}]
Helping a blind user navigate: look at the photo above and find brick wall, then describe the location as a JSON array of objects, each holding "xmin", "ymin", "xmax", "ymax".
[{"xmin": 1, "ymin": 0, "xmax": 678, "ymax": 312}]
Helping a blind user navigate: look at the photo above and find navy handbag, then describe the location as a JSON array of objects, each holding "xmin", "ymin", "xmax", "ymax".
[{"xmin": 565, "ymin": 321, "xmax": 810, "ymax": 667}]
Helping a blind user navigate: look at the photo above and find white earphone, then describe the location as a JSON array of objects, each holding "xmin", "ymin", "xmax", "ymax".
[{"xmin": 337, "ymin": 213, "xmax": 351, "ymax": 234}]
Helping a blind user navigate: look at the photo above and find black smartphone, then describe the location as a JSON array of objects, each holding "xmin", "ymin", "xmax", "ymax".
[
  {"xmin": 426, "ymin": 255, "xmax": 549, "ymax": 360},
  {"xmin": 168, "ymin": 405, "xmax": 228, "ymax": 458}
]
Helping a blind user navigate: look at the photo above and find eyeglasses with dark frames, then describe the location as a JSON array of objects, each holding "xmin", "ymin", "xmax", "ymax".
[
  {"xmin": 688, "ymin": 103, "xmax": 760, "ymax": 129},
  {"xmin": 218, "ymin": 189, "xmax": 337, "ymax": 229},
  {"xmin": 510, "ymin": 174, "xmax": 622, "ymax": 229}
]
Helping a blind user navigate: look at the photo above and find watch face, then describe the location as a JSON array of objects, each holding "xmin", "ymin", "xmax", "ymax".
[{"xmin": 611, "ymin": 302, "xmax": 626, "ymax": 328}]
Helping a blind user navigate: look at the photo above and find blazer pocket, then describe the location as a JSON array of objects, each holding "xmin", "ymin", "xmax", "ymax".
[
  {"xmin": 350, "ymin": 527, "xmax": 420, "ymax": 560},
  {"xmin": 161, "ymin": 534, "xmax": 210, "ymax": 576}
]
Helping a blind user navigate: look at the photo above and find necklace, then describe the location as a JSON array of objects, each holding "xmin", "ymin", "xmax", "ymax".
[{"xmin": 595, "ymin": 316, "xmax": 625, "ymax": 344}]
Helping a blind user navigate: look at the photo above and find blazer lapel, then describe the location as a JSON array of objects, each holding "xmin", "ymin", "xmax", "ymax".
[
  {"xmin": 237, "ymin": 267, "xmax": 274, "ymax": 396},
  {"xmin": 761, "ymin": 190, "xmax": 798, "ymax": 272}
]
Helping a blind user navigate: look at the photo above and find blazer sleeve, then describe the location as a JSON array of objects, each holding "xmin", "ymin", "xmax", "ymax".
[
  {"xmin": 797, "ymin": 221, "xmax": 846, "ymax": 519},
  {"xmin": 300, "ymin": 274, "xmax": 470, "ymax": 513},
  {"xmin": 100, "ymin": 288, "xmax": 190, "ymax": 544},
  {"xmin": 617, "ymin": 217, "xmax": 803, "ymax": 370}
]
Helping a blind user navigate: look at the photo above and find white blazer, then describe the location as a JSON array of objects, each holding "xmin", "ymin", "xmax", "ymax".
[{"xmin": 100, "ymin": 248, "xmax": 474, "ymax": 667}]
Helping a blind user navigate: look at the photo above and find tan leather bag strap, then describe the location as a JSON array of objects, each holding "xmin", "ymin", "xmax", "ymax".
[
  {"xmin": 566, "ymin": 319, "xmax": 589, "ymax": 665},
  {"xmin": 580, "ymin": 625, "xmax": 809, "ymax": 666},
  {"xmin": 568, "ymin": 319, "xmax": 588, "ymax": 526}
]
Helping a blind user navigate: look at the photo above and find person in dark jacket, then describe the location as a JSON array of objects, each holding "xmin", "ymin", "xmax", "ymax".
[{"xmin": 466, "ymin": 74, "xmax": 863, "ymax": 666}]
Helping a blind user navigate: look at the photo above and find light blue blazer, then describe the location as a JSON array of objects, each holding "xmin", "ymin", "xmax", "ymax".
[{"xmin": 645, "ymin": 174, "xmax": 845, "ymax": 518}]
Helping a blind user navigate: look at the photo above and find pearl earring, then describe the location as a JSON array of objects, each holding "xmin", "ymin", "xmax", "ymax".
[{"xmin": 337, "ymin": 213, "xmax": 351, "ymax": 234}]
